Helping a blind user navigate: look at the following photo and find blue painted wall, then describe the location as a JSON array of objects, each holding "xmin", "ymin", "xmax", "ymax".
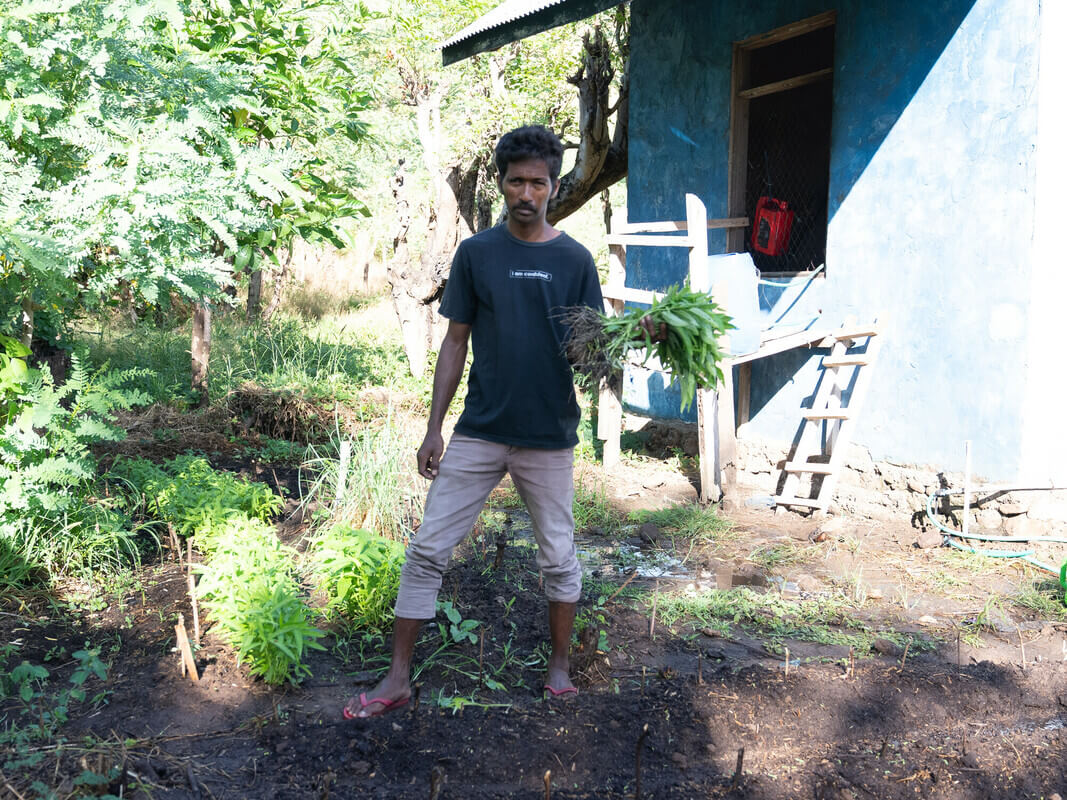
[{"xmin": 624, "ymin": 0, "xmax": 1041, "ymax": 478}]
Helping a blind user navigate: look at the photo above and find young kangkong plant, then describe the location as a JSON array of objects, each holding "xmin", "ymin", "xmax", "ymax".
[
  {"xmin": 562, "ymin": 284, "xmax": 733, "ymax": 411},
  {"xmin": 309, "ymin": 524, "xmax": 405, "ymax": 633}
]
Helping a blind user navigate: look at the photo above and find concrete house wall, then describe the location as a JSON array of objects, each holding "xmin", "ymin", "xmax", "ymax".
[{"xmin": 622, "ymin": 0, "xmax": 1065, "ymax": 484}]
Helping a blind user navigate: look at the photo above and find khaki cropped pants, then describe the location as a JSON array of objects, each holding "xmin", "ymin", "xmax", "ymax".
[{"xmin": 395, "ymin": 433, "xmax": 581, "ymax": 620}]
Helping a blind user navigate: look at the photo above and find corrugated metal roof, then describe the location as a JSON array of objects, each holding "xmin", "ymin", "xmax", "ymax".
[
  {"xmin": 441, "ymin": 0, "xmax": 573, "ymax": 50},
  {"xmin": 440, "ymin": 0, "xmax": 620, "ymax": 65}
]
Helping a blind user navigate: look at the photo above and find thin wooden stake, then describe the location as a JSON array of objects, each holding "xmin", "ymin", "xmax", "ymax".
[
  {"xmin": 635, "ymin": 724, "xmax": 650, "ymax": 800},
  {"xmin": 543, "ymin": 769, "xmax": 551, "ymax": 800},
  {"xmin": 956, "ymin": 630, "xmax": 962, "ymax": 676},
  {"xmin": 428, "ymin": 765, "xmax": 445, "ymax": 800},
  {"xmin": 335, "ymin": 439, "xmax": 352, "ymax": 508},
  {"xmin": 697, "ymin": 651, "xmax": 703, "ymax": 685},
  {"xmin": 411, "ymin": 682, "xmax": 423, "ymax": 718},
  {"xmin": 730, "ymin": 747, "xmax": 745, "ymax": 790},
  {"xmin": 649, "ymin": 579, "xmax": 659, "ymax": 640},
  {"xmin": 641, "ymin": 666, "xmax": 646, "ymax": 696},
  {"xmin": 168, "ymin": 523, "xmax": 181, "ymax": 565},
  {"xmin": 187, "ymin": 573, "xmax": 200, "ymax": 645},
  {"xmin": 1017, "ymin": 623, "xmax": 1026, "ymax": 670},
  {"xmin": 604, "ymin": 569, "xmax": 638, "ymax": 605},
  {"xmin": 784, "ymin": 646, "xmax": 790, "ymax": 676},
  {"xmin": 477, "ymin": 628, "xmax": 485, "ymax": 689},
  {"xmin": 899, "ymin": 641, "xmax": 910, "ymax": 672},
  {"xmin": 848, "ymin": 646, "xmax": 855, "ymax": 679},
  {"xmin": 187, "ymin": 540, "xmax": 200, "ymax": 644},
  {"xmin": 174, "ymin": 613, "xmax": 199, "ymax": 682}
]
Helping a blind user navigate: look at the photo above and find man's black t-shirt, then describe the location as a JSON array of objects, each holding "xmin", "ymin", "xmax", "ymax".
[{"xmin": 439, "ymin": 225, "xmax": 603, "ymax": 449}]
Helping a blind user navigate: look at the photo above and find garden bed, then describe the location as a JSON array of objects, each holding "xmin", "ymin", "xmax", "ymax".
[{"xmin": 3, "ymin": 447, "xmax": 1065, "ymax": 799}]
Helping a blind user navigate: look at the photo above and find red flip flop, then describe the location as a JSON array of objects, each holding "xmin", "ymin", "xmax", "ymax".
[
  {"xmin": 342, "ymin": 692, "xmax": 410, "ymax": 720},
  {"xmin": 543, "ymin": 684, "xmax": 579, "ymax": 698}
]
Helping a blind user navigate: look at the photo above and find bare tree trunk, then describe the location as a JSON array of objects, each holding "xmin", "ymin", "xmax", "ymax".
[
  {"xmin": 19, "ymin": 292, "xmax": 33, "ymax": 349},
  {"xmin": 261, "ymin": 248, "xmax": 293, "ymax": 322},
  {"xmin": 246, "ymin": 268, "xmax": 263, "ymax": 321},
  {"xmin": 191, "ymin": 303, "xmax": 211, "ymax": 407},
  {"xmin": 549, "ymin": 21, "xmax": 629, "ymax": 223},
  {"xmin": 386, "ymin": 159, "xmax": 436, "ymax": 378}
]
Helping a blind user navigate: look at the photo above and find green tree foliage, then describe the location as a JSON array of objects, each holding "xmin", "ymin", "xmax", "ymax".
[
  {"xmin": 185, "ymin": 0, "xmax": 373, "ymax": 288},
  {"xmin": 0, "ymin": 0, "xmax": 288, "ymax": 334}
]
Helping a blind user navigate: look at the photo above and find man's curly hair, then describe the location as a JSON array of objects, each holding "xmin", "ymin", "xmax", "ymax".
[{"xmin": 494, "ymin": 125, "xmax": 564, "ymax": 183}]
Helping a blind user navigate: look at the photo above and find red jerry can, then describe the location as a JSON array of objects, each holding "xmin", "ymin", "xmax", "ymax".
[{"xmin": 751, "ymin": 197, "xmax": 795, "ymax": 256}]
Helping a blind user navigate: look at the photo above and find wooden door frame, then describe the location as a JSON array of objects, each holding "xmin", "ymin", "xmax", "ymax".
[{"xmin": 726, "ymin": 10, "xmax": 837, "ymax": 255}]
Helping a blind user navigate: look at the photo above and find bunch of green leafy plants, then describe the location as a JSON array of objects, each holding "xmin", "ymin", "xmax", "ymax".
[
  {"xmin": 563, "ymin": 284, "xmax": 734, "ymax": 411},
  {"xmin": 113, "ymin": 455, "xmax": 321, "ymax": 684},
  {"xmin": 110, "ymin": 454, "xmax": 283, "ymax": 537},
  {"xmin": 0, "ymin": 360, "xmax": 151, "ymax": 517},
  {"xmin": 195, "ymin": 517, "xmax": 324, "ymax": 685},
  {"xmin": 0, "ymin": 359, "xmax": 155, "ymax": 585},
  {"xmin": 0, "ymin": 644, "xmax": 110, "ymax": 776},
  {"xmin": 308, "ymin": 523, "xmax": 405, "ymax": 632}
]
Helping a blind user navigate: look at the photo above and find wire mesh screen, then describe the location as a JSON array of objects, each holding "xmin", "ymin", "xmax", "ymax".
[
  {"xmin": 741, "ymin": 22, "xmax": 835, "ymax": 275},
  {"xmin": 744, "ymin": 80, "xmax": 833, "ymax": 274}
]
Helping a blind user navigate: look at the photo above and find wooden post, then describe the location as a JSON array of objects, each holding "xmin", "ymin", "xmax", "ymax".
[
  {"xmin": 697, "ymin": 387, "xmax": 721, "ymax": 504},
  {"xmin": 191, "ymin": 303, "xmax": 211, "ymax": 408},
  {"xmin": 598, "ymin": 217, "xmax": 627, "ymax": 471},
  {"xmin": 174, "ymin": 613, "xmax": 199, "ymax": 682},
  {"xmin": 598, "ymin": 377, "xmax": 623, "ymax": 471}
]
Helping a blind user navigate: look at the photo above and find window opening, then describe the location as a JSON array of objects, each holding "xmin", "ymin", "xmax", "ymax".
[{"xmin": 728, "ymin": 13, "xmax": 835, "ymax": 275}]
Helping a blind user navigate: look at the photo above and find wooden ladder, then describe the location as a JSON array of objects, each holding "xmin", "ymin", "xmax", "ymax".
[{"xmin": 774, "ymin": 316, "xmax": 884, "ymax": 514}]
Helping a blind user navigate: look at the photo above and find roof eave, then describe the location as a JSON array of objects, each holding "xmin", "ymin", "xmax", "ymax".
[{"xmin": 442, "ymin": 0, "xmax": 623, "ymax": 66}]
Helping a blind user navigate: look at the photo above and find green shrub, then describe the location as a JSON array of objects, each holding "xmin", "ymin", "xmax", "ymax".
[
  {"xmin": 300, "ymin": 419, "xmax": 423, "ymax": 541},
  {"xmin": 309, "ymin": 524, "xmax": 405, "ymax": 632},
  {"xmin": 0, "ymin": 359, "xmax": 150, "ymax": 517},
  {"xmin": 111, "ymin": 454, "xmax": 283, "ymax": 536},
  {"xmin": 196, "ymin": 517, "xmax": 324, "ymax": 685}
]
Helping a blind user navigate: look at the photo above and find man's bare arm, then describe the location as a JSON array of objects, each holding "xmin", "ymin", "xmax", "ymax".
[{"xmin": 417, "ymin": 320, "xmax": 471, "ymax": 479}]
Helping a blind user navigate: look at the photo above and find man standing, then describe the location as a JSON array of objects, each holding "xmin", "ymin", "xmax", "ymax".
[{"xmin": 344, "ymin": 125, "xmax": 602, "ymax": 719}]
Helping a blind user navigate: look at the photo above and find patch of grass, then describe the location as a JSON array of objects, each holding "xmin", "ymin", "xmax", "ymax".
[
  {"xmin": 629, "ymin": 503, "xmax": 733, "ymax": 544},
  {"xmin": 81, "ymin": 311, "xmax": 424, "ymax": 409},
  {"xmin": 300, "ymin": 416, "xmax": 423, "ymax": 542},
  {"xmin": 748, "ymin": 541, "xmax": 812, "ymax": 571},
  {"xmin": 572, "ymin": 479, "xmax": 624, "ymax": 535},
  {"xmin": 657, "ymin": 586, "xmax": 936, "ymax": 657},
  {"xmin": 1013, "ymin": 578, "xmax": 1067, "ymax": 620},
  {"xmin": 488, "ymin": 485, "xmax": 523, "ymax": 509}
]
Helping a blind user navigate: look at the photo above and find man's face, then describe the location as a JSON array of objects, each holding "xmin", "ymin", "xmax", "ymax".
[{"xmin": 499, "ymin": 158, "xmax": 559, "ymax": 226}]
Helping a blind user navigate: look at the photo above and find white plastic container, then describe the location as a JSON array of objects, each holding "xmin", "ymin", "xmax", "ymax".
[{"xmin": 690, "ymin": 252, "xmax": 761, "ymax": 357}]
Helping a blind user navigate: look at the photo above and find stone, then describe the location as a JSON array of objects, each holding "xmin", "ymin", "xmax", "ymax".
[
  {"xmin": 907, "ymin": 478, "xmax": 926, "ymax": 494},
  {"xmin": 671, "ymin": 752, "xmax": 688, "ymax": 769},
  {"xmin": 998, "ymin": 502, "xmax": 1026, "ymax": 516},
  {"xmin": 961, "ymin": 751, "xmax": 980, "ymax": 769},
  {"xmin": 796, "ymin": 574, "xmax": 821, "ymax": 593},
  {"xmin": 915, "ymin": 530, "xmax": 943, "ymax": 549},
  {"xmin": 814, "ymin": 517, "xmax": 846, "ymax": 535},
  {"xmin": 845, "ymin": 444, "xmax": 875, "ymax": 473},
  {"xmin": 872, "ymin": 638, "xmax": 901, "ymax": 656},
  {"xmin": 639, "ymin": 522, "xmax": 661, "ymax": 545},
  {"xmin": 918, "ymin": 615, "xmax": 939, "ymax": 626},
  {"xmin": 1002, "ymin": 515, "xmax": 1036, "ymax": 538},
  {"xmin": 976, "ymin": 508, "xmax": 1002, "ymax": 530},
  {"xmin": 1028, "ymin": 496, "xmax": 1067, "ymax": 523},
  {"xmin": 1048, "ymin": 794, "xmax": 1061, "ymax": 800}
]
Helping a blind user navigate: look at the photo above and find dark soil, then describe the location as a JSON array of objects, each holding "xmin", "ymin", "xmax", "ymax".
[{"xmin": 3, "ymin": 461, "xmax": 1066, "ymax": 799}]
